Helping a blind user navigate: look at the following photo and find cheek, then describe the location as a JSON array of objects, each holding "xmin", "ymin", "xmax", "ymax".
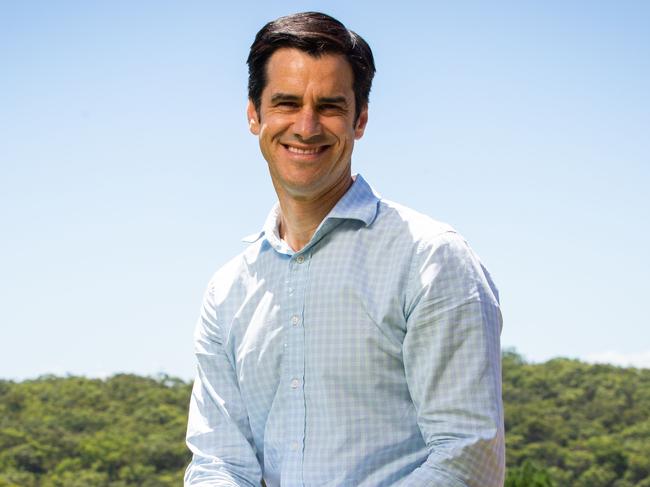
[
  {"xmin": 258, "ymin": 126, "xmax": 284, "ymax": 163},
  {"xmin": 258, "ymin": 125, "xmax": 276, "ymax": 146},
  {"xmin": 338, "ymin": 127, "xmax": 358, "ymax": 149},
  {"xmin": 327, "ymin": 120, "xmax": 355, "ymax": 140}
]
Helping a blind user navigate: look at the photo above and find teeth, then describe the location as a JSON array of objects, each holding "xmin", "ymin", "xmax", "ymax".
[{"xmin": 286, "ymin": 145, "xmax": 322, "ymax": 155}]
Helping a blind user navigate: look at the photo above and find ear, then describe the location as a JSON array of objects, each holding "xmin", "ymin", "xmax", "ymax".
[
  {"xmin": 354, "ymin": 104, "xmax": 369, "ymax": 140},
  {"xmin": 246, "ymin": 99, "xmax": 260, "ymax": 135}
]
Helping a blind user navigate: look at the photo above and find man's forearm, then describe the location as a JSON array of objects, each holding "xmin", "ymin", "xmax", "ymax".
[{"xmin": 396, "ymin": 438, "xmax": 505, "ymax": 487}]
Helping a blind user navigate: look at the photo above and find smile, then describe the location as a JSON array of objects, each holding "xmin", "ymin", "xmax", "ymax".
[{"xmin": 283, "ymin": 144, "xmax": 328, "ymax": 155}]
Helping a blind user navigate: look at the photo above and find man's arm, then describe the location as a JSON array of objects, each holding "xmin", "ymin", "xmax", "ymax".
[
  {"xmin": 184, "ymin": 282, "xmax": 263, "ymax": 487},
  {"xmin": 398, "ymin": 232, "xmax": 505, "ymax": 487}
]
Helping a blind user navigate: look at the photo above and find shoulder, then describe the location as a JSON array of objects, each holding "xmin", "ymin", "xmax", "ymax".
[
  {"xmin": 196, "ymin": 241, "xmax": 266, "ymax": 344},
  {"xmin": 375, "ymin": 198, "xmax": 459, "ymax": 250},
  {"xmin": 376, "ymin": 199, "xmax": 477, "ymax": 275},
  {"xmin": 374, "ymin": 198, "xmax": 500, "ymax": 308},
  {"xmin": 205, "ymin": 240, "xmax": 265, "ymax": 305}
]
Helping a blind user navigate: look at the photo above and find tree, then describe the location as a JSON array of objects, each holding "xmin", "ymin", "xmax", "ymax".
[{"xmin": 506, "ymin": 460, "xmax": 555, "ymax": 487}]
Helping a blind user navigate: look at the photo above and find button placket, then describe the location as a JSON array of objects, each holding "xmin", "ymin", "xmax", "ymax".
[{"xmin": 282, "ymin": 253, "xmax": 310, "ymax": 480}]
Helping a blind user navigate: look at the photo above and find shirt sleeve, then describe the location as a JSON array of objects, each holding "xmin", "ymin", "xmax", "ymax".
[
  {"xmin": 184, "ymin": 281, "xmax": 264, "ymax": 487},
  {"xmin": 398, "ymin": 231, "xmax": 505, "ymax": 487}
]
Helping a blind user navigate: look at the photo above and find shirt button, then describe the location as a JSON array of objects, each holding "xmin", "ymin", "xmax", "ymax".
[
  {"xmin": 291, "ymin": 441, "xmax": 300, "ymax": 451},
  {"xmin": 291, "ymin": 315, "xmax": 300, "ymax": 326},
  {"xmin": 290, "ymin": 378, "xmax": 300, "ymax": 389},
  {"xmin": 295, "ymin": 255, "xmax": 305, "ymax": 264}
]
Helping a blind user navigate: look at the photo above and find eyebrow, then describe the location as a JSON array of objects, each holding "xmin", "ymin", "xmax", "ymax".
[
  {"xmin": 318, "ymin": 96, "xmax": 347, "ymax": 105},
  {"xmin": 270, "ymin": 93, "xmax": 348, "ymax": 106}
]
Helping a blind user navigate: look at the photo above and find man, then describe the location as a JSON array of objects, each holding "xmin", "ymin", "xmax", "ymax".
[{"xmin": 185, "ymin": 11, "xmax": 504, "ymax": 487}]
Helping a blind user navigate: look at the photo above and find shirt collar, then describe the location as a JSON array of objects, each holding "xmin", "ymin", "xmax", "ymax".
[
  {"xmin": 324, "ymin": 174, "xmax": 381, "ymax": 226},
  {"xmin": 242, "ymin": 174, "xmax": 381, "ymax": 246}
]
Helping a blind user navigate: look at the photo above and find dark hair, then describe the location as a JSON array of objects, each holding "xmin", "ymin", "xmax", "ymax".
[{"xmin": 247, "ymin": 12, "xmax": 376, "ymax": 122}]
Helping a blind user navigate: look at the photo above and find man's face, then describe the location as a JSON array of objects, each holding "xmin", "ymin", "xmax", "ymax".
[{"xmin": 247, "ymin": 48, "xmax": 368, "ymax": 201}]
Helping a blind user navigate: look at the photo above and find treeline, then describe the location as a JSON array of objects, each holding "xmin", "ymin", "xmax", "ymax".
[
  {"xmin": 0, "ymin": 374, "xmax": 189, "ymax": 486},
  {"xmin": 502, "ymin": 350, "xmax": 650, "ymax": 487},
  {"xmin": 0, "ymin": 352, "xmax": 648, "ymax": 486}
]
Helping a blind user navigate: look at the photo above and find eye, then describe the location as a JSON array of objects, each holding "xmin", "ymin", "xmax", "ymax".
[
  {"xmin": 277, "ymin": 101, "xmax": 299, "ymax": 108},
  {"xmin": 319, "ymin": 103, "xmax": 345, "ymax": 114}
]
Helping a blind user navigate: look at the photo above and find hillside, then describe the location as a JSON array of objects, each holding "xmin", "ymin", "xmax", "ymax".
[
  {"xmin": 502, "ymin": 351, "xmax": 650, "ymax": 486},
  {"xmin": 0, "ymin": 352, "xmax": 648, "ymax": 486}
]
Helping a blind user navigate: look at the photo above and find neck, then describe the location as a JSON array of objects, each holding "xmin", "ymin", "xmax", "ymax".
[{"xmin": 276, "ymin": 174, "xmax": 353, "ymax": 252}]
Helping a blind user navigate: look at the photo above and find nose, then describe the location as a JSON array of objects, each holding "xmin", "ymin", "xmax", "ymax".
[{"xmin": 293, "ymin": 106, "xmax": 322, "ymax": 140}]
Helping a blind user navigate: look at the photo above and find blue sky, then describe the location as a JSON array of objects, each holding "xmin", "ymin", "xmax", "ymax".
[{"xmin": 1, "ymin": 1, "xmax": 649, "ymax": 380}]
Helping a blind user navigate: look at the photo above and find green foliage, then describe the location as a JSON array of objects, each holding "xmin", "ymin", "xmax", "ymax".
[
  {"xmin": 1, "ymin": 353, "xmax": 649, "ymax": 485},
  {"xmin": 0, "ymin": 374, "xmax": 191, "ymax": 486},
  {"xmin": 503, "ymin": 350, "xmax": 650, "ymax": 486},
  {"xmin": 505, "ymin": 460, "xmax": 555, "ymax": 486}
]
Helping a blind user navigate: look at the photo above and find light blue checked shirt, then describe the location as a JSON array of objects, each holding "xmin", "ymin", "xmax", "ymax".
[{"xmin": 185, "ymin": 175, "xmax": 504, "ymax": 486}]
